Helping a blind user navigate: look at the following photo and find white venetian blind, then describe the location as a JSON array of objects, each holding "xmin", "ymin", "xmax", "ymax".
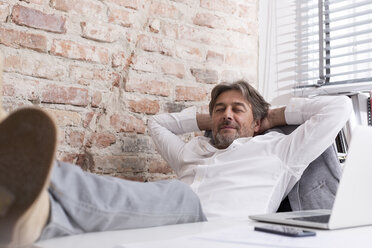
[
  {"xmin": 295, "ymin": 0, "xmax": 321, "ymax": 89},
  {"xmin": 295, "ymin": 0, "xmax": 372, "ymax": 96}
]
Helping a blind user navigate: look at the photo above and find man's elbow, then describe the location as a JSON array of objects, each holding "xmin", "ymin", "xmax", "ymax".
[{"xmin": 339, "ymin": 95, "xmax": 353, "ymax": 116}]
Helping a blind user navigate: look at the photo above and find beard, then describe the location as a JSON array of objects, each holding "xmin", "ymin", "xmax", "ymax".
[
  {"xmin": 214, "ymin": 131, "xmax": 240, "ymax": 149},
  {"xmin": 213, "ymin": 120, "xmax": 240, "ymax": 149}
]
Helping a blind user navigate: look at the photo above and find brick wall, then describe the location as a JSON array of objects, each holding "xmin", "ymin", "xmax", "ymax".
[{"xmin": 0, "ymin": 0, "xmax": 258, "ymax": 181}]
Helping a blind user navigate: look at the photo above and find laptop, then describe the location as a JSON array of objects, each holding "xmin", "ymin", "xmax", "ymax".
[{"xmin": 249, "ymin": 125, "xmax": 372, "ymax": 230}]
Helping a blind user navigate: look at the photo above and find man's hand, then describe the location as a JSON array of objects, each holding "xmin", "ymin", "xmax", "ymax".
[
  {"xmin": 196, "ymin": 114, "xmax": 212, "ymax": 131},
  {"xmin": 256, "ymin": 107, "xmax": 287, "ymax": 135}
]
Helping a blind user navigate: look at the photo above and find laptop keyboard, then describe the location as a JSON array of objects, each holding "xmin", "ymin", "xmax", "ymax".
[{"xmin": 291, "ymin": 214, "xmax": 330, "ymax": 223}]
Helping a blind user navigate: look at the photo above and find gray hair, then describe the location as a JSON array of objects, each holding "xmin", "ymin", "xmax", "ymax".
[{"xmin": 209, "ymin": 80, "xmax": 270, "ymax": 120}]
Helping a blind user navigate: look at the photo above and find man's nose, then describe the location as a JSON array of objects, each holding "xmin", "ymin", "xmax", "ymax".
[{"xmin": 223, "ymin": 108, "xmax": 233, "ymax": 120}]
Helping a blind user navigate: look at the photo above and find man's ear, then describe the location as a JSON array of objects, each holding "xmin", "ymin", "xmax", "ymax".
[{"xmin": 254, "ymin": 119, "xmax": 261, "ymax": 132}]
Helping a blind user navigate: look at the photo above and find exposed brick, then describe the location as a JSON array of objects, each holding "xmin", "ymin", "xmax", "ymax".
[
  {"xmin": 112, "ymin": 51, "xmax": 126, "ymax": 68},
  {"xmin": 57, "ymin": 128, "xmax": 66, "ymax": 146},
  {"xmin": 0, "ymin": 0, "xmax": 259, "ymax": 181},
  {"xmin": 2, "ymin": 100, "xmax": 30, "ymax": 114},
  {"xmin": 190, "ymin": 68, "xmax": 218, "ymax": 84},
  {"xmin": 3, "ymin": 74, "xmax": 39, "ymax": 100},
  {"xmin": 45, "ymin": 108, "xmax": 81, "ymax": 127},
  {"xmin": 200, "ymin": 0, "xmax": 237, "ymax": 15},
  {"xmin": 193, "ymin": 12, "xmax": 225, "ymax": 29},
  {"xmin": 175, "ymin": 44, "xmax": 204, "ymax": 62},
  {"xmin": 104, "ymin": 0, "xmax": 138, "ymax": 9},
  {"xmin": 0, "ymin": 27, "xmax": 47, "ymax": 53},
  {"xmin": 91, "ymin": 91, "xmax": 102, "ymax": 107},
  {"xmin": 68, "ymin": 130, "xmax": 85, "ymax": 148},
  {"xmin": 125, "ymin": 73, "xmax": 171, "ymax": 97},
  {"xmin": 227, "ymin": 32, "xmax": 257, "ymax": 50},
  {"xmin": 161, "ymin": 61, "xmax": 185, "ymax": 78},
  {"xmin": 148, "ymin": 157, "xmax": 173, "ymax": 174},
  {"xmin": 179, "ymin": 25, "xmax": 216, "ymax": 46},
  {"xmin": 125, "ymin": 31, "xmax": 135, "ymax": 43},
  {"xmin": 175, "ymin": 86, "xmax": 207, "ymax": 101},
  {"xmin": 239, "ymin": 4, "xmax": 257, "ymax": 20},
  {"xmin": 69, "ymin": 65, "xmax": 120, "ymax": 86},
  {"xmin": 225, "ymin": 18, "xmax": 256, "ymax": 35},
  {"xmin": 149, "ymin": 1, "xmax": 181, "ymax": 19},
  {"xmin": 12, "ymin": 5, "xmax": 66, "ymax": 33},
  {"xmin": 137, "ymin": 35, "xmax": 174, "ymax": 56},
  {"xmin": 220, "ymin": 70, "xmax": 255, "ymax": 84},
  {"xmin": 131, "ymin": 53, "xmax": 185, "ymax": 79},
  {"xmin": 128, "ymin": 98, "xmax": 160, "ymax": 115},
  {"xmin": 161, "ymin": 21, "xmax": 178, "ymax": 39},
  {"xmin": 51, "ymin": 0, "xmax": 107, "ymax": 19},
  {"xmin": 149, "ymin": 19, "xmax": 179, "ymax": 39},
  {"xmin": 110, "ymin": 113, "xmax": 145, "ymax": 134},
  {"xmin": 170, "ymin": 0, "xmax": 199, "ymax": 6},
  {"xmin": 75, "ymin": 152, "xmax": 95, "ymax": 171},
  {"xmin": 131, "ymin": 54, "xmax": 158, "ymax": 73},
  {"xmin": 0, "ymin": 2, "xmax": 9, "ymax": 22},
  {"xmin": 147, "ymin": 174, "xmax": 176, "ymax": 181},
  {"xmin": 112, "ymin": 75, "xmax": 121, "ymax": 87},
  {"xmin": 207, "ymin": 50, "xmax": 224, "ymax": 65},
  {"xmin": 124, "ymin": 50, "xmax": 135, "ymax": 70},
  {"xmin": 41, "ymin": 85, "xmax": 89, "ymax": 106},
  {"xmin": 148, "ymin": 19, "xmax": 160, "ymax": 33},
  {"xmin": 20, "ymin": 0, "xmax": 49, "ymax": 5},
  {"xmin": 57, "ymin": 151, "xmax": 79, "ymax": 164},
  {"xmin": 4, "ymin": 53, "xmax": 67, "ymax": 80},
  {"xmin": 108, "ymin": 7, "xmax": 135, "ymax": 28},
  {"xmin": 164, "ymin": 102, "xmax": 186, "ymax": 113},
  {"xmin": 80, "ymin": 22, "xmax": 120, "ymax": 43},
  {"xmin": 2, "ymin": 84, "xmax": 15, "ymax": 97},
  {"xmin": 51, "ymin": 39, "xmax": 110, "ymax": 64},
  {"xmin": 83, "ymin": 111, "xmax": 95, "ymax": 128},
  {"xmin": 225, "ymin": 51, "xmax": 254, "ymax": 67},
  {"xmin": 89, "ymin": 132, "xmax": 116, "ymax": 148},
  {"xmin": 120, "ymin": 136, "xmax": 154, "ymax": 153},
  {"xmin": 117, "ymin": 174, "xmax": 146, "ymax": 182},
  {"xmin": 93, "ymin": 155, "xmax": 147, "ymax": 173}
]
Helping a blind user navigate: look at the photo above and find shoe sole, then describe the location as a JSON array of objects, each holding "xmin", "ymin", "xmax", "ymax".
[{"xmin": 0, "ymin": 108, "xmax": 57, "ymax": 246}]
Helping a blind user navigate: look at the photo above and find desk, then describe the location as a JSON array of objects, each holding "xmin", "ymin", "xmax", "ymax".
[{"xmin": 35, "ymin": 218, "xmax": 372, "ymax": 248}]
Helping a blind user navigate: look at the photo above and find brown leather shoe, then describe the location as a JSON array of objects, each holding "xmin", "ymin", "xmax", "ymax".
[{"xmin": 0, "ymin": 108, "xmax": 57, "ymax": 248}]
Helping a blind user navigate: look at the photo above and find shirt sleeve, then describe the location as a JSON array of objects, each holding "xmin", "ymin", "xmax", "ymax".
[
  {"xmin": 277, "ymin": 95, "xmax": 352, "ymax": 178},
  {"xmin": 148, "ymin": 107, "xmax": 200, "ymax": 174}
]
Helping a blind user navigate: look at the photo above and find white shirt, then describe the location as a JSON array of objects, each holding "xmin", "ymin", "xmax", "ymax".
[{"xmin": 148, "ymin": 96, "xmax": 352, "ymax": 219}]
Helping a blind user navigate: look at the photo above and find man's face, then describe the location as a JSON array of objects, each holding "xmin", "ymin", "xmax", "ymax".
[{"xmin": 211, "ymin": 90, "xmax": 260, "ymax": 149}]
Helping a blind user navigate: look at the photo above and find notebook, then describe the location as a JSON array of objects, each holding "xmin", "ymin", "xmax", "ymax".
[{"xmin": 249, "ymin": 125, "xmax": 372, "ymax": 230}]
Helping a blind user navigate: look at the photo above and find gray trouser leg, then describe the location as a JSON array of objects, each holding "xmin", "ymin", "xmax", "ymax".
[{"xmin": 39, "ymin": 161, "xmax": 206, "ymax": 240}]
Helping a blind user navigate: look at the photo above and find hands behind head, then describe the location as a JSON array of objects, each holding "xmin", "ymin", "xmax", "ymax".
[{"xmin": 254, "ymin": 107, "xmax": 287, "ymax": 136}]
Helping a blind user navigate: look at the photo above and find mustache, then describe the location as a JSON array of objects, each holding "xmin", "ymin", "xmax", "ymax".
[{"xmin": 218, "ymin": 120, "xmax": 239, "ymax": 130}]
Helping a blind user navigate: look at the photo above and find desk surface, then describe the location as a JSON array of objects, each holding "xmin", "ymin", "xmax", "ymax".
[{"xmin": 35, "ymin": 218, "xmax": 372, "ymax": 248}]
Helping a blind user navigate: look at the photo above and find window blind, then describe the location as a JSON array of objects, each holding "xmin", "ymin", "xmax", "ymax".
[
  {"xmin": 295, "ymin": 0, "xmax": 321, "ymax": 89},
  {"xmin": 295, "ymin": 0, "xmax": 372, "ymax": 95}
]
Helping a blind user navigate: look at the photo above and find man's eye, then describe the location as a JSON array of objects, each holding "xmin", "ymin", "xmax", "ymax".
[
  {"xmin": 234, "ymin": 108, "xmax": 244, "ymax": 112},
  {"xmin": 215, "ymin": 108, "xmax": 224, "ymax": 112}
]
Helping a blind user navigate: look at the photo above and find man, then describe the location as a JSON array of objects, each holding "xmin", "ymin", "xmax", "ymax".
[
  {"xmin": 0, "ymin": 55, "xmax": 205, "ymax": 248},
  {"xmin": 149, "ymin": 80, "xmax": 352, "ymax": 219}
]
